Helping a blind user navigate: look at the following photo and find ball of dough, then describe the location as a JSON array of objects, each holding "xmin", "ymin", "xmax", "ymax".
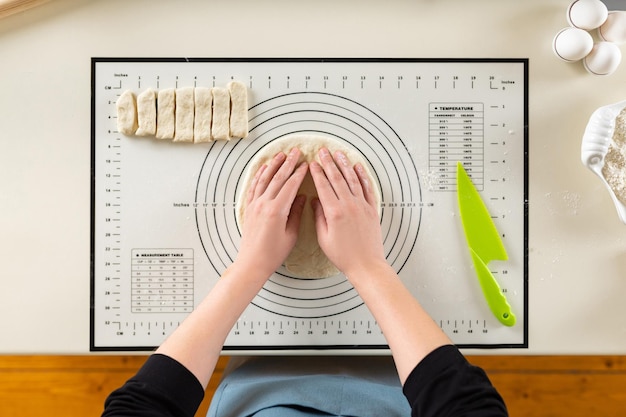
[{"xmin": 236, "ymin": 135, "xmax": 381, "ymax": 278}]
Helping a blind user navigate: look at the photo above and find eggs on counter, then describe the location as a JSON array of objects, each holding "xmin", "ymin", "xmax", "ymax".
[
  {"xmin": 598, "ymin": 10, "xmax": 626, "ymax": 44},
  {"xmin": 116, "ymin": 81, "xmax": 249, "ymax": 143},
  {"xmin": 553, "ymin": 0, "xmax": 626, "ymax": 76},
  {"xmin": 567, "ymin": 0, "xmax": 608, "ymax": 30},
  {"xmin": 584, "ymin": 41, "xmax": 622, "ymax": 76},
  {"xmin": 553, "ymin": 27, "xmax": 594, "ymax": 62}
]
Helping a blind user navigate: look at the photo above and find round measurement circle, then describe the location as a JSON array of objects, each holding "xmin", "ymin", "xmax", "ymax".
[{"xmin": 195, "ymin": 92, "xmax": 422, "ymax": 318}]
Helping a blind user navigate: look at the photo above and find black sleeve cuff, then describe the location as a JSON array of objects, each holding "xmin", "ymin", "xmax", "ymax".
[
  {"xmin": 102, "ymin": 354, "xmax": 205, "ymax": 417},
  {"xmin": 402, "ymin": 345, "xmax": 508, "ymax": 417},
  {"xmin": 136, "ymin": 354, "xmax": 205, "ymax": 413}
]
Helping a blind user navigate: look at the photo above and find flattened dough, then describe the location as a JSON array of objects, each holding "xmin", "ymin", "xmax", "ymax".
[
  {"xmin": 228, "ymin": 81, "xmax": 249, "ymax": 139},
  {"xmin": 174, "ymin": 87, "xmax": 194, "ymax": 142},
  {"xmin": 211, "ymin": 87, "xmax": 230, "ymax": 140},
  {"xmin": 156, "ymin": 88, "xmax": 176, "ymax": 140},
  {"xmin": 194, "ymin": 87, "xmax": 213, "ymax": 143},
  {"xmin": 135, "ymin": 88, "xmax": 156, "ymax": 137},
  {"xmin": 116, "ymin": 90, "xmax": 137, "ymax": 135},
  {"xmin": 236, "ymin": 135, "xmax": 381, "ymax": 278}
]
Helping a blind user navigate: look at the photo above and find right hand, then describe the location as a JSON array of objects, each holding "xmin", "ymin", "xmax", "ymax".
[
  {"xmin": 312, "ymin": 150, "xmax": 454, "ymax": 388},
  {"xmin": 309, "ymin": 148, "xmax": 387, "ymax": 279}
]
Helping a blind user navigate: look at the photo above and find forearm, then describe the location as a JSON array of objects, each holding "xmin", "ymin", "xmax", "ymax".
[
  {"xmin": 103, "ymin": 150, "xmax": 307, "ymax": 416},
  {"xmin": 156, "ymin": 262, "xmax": 266, "ymax": 388},
  {"xmin": 348, "ymin": 261, "xmax": 452, "ymax": 384}
]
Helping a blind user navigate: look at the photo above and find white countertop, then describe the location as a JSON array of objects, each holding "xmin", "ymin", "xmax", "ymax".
[{"xmin": 1, "ymin": 0, "xmax": 625, "ymax": 354}]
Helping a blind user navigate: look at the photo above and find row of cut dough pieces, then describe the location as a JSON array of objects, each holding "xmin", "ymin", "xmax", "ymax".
[{"xmin": 116, "ymin": 80, "xmax": 248, "ymax": 143}]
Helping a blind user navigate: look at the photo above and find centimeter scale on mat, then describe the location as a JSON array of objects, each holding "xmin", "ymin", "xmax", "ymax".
[{"xmin": 91, "ymin": 58, "xmax": 528, "ymax": 352}]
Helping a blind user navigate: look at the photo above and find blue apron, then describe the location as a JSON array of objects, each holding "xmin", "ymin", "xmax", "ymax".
[{"xmin": 207, "ymin": 356, "xmax": 411, "ymax": 417}]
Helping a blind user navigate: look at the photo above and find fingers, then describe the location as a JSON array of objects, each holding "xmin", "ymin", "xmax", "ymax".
[
  {"xmin": 275, "ymin": 161, "xmax": 308, "ymax": 208},
  {"xmin": 246, "ymin": 164, "xmax": 267, "ymax": 205},
  {"xmin": 310, "ymin": 159, "xmax": 337, "ymax": 203},
  {"xmin": 354, "ymin": 162, "xmax": 377, "ymax": 208},
  {"xmin": 317, "ymin": 148, "xmax": 352, "ymax": 198},
  {"xmin": 253, "ymin": 148, "xmax": 301, "ymax": 200},
  {"xmin": 312, "ymin": 148, "xmax": 368, "ymax": 202},
  {"xmin": 333, "ymin": 150, "xmax": 364, "ymax": 198},
  {"xmin": 249, "ymin": 146, "xmax": 373, "ymax": 213},
  {"xmin": 247, "ymin": 148, "xmax": 306, "ymax": 203},
  {"xmin": 311, "ymin": 197, "xmax": 327, "ymax": 235},
  {"xmin": 286, "ymin": 194, "xmax": 307, "ymax": 235},
  {"xmin": 265, "ymin": 148, "xmax": 304, "ymax": 198},
  {"xmin": 249, "ymin": 152, "xmax": 283, "ymax": 201}
]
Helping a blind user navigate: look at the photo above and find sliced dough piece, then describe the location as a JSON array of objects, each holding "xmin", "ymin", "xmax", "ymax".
[
  {"xmin": 228, "ymin": 81, "xmax": 248, "ymax": 139},
  {"xmin": 135, "ymin": 88, "xmax": 157, "ymax": 137},
  {"xmin": 116, "ymin": 90, "xmax": 137, "ymax": 135},
  {"xmin": 156, "ymin": 88, "xmax": 176, "ymax": 140},
  {"xmin": 211, "ymin": 87, "xmax": 230, "ymax": 141},
  {"xmin": 174, "ymin": 87, "xmax": 195, "ymax": 142},
  {"xmin": 236, "ymin": 135, "xmax": 381, "ymax": 278},
  {"xmin": 194, "ymin": 87, "xmax": 213, "ymax": 143}
]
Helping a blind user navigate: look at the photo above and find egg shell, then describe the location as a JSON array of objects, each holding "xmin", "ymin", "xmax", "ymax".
[
  {"xmin": 567, "ymin": 0, "xmax": 608, "ymax": 30},
  {"xmin": 583, "ymin": 42, "xmax": 622, "ymax": 75},
  {"xmin": 553, "ymin": 27, "xmax": 594, "ymax": 62},
  {"xmin": 598, "ymin": 11, "xmax": 626, "ymax": 44}
]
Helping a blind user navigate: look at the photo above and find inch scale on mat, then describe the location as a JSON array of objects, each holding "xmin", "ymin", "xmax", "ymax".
[
  {"xmin": 101, "ymin": 318, "xmax": 490, "ymax": 347},
  {"xmin": 91, "ymin": 58, "xmax": 528, "ymax": 351}
]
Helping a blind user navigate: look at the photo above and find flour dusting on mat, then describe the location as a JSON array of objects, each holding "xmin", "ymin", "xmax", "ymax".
[{"xmin": 602, "ymin": 107, "xmax": 626, "ymax": 205}]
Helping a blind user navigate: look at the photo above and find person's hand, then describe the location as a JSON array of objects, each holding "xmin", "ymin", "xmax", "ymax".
[
  {"xmin": 310, "ymin": 148, "xmax": 386, "ymax": 279},
  {"xmin": 235, "ymin": 148, "xmax": 308, "ymax": 280}
]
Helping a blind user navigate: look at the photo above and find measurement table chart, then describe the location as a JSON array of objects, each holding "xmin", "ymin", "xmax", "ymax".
[
  {"xmin": 130, "ymin": 249, "xmax": 194, "ymax": 314},
  {"xmin": 91, "ymin": 58, "xmax": 528, "ymax": 352}
]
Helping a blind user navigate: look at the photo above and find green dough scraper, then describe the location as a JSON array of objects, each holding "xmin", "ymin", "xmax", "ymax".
[{"xmin": 457, "ymin": 162, "xmax": 516, "ymax": 327}]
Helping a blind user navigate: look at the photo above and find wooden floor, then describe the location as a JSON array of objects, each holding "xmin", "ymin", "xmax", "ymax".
[{"xmin": 0, "ymin": 355, "xmax": 625, "ymax": 416}]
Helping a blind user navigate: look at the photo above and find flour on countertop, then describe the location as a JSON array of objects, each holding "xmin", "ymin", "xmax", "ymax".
[{"xmin": 602, "ymin": 107, "xmax": 626, "ymax": 205}]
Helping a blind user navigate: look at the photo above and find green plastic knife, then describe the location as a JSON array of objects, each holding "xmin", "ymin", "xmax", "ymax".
[{"xmin": 457, "ymin": 162, "xmax": 516, "ymax": 327}]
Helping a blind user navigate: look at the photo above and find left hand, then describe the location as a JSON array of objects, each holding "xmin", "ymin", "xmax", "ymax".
[{"xmin": 235, "ymin": 148, "xmax": 308, "ymax": 280}]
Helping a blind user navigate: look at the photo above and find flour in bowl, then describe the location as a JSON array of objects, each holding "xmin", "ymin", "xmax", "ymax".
[{"xmin": 602, "ymin": 107, "xmax": 626, "ymax": 205}]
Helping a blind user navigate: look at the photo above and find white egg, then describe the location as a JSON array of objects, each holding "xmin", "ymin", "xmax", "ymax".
[
  {"xmin": 598, "ymin": 11, "xmax": 626, "ymax": 44},
  {"xmin": 583, "ymin": 42, "xmax": 622, "ymax": 75},
  {"xmin": 553, "ymin": 27, "xmax": 594, "ymax": 62},
  {"xmin": 567, "ymin": 0, "xmax": 608, "ymax": 30}
]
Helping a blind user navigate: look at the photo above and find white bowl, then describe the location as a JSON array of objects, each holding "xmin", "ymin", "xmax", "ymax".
[{"xmin": 581, "ymin": 99, "xmax": 626, "ymax": 224}]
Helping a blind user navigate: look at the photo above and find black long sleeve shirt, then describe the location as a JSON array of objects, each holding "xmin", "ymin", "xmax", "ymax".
[{"xmin": 102, "ymin": 345, "xmax": 507, "ymax": 417}]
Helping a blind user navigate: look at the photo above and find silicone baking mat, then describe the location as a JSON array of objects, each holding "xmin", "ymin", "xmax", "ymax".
[{"xmin": 90, "ymin": 58, "xmax": 528, "ymax": 351}]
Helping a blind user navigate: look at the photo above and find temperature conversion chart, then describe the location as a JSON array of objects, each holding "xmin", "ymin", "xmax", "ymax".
[{"xmin": 91, "ymin": 58, "xmax": 528, "ymax": 352}]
